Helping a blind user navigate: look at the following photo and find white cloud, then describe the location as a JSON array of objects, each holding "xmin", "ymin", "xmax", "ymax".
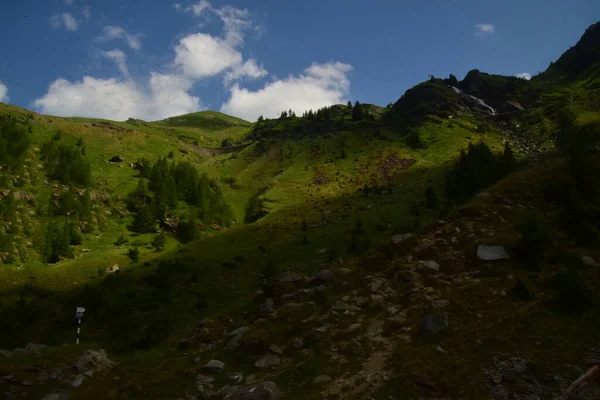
[
  {"xmin": 475, "ymin": 24, "xmax": 495, "ymax": 37},
  {"xmin": 174, "ymin": 3, "xmax": 182, "ymax": 10},
  {"xmin": 221, "ymin": 61, "xmax": 352, "ymax": 121},
  {"xmin": 214, "ymin": 5, "xmax": 252, "ymax": 46},
  {"xmin": 516, "ymin": 72, "xmax": 532, "ymax": 80},
  {"xmin": 98, "ymin": 26, "xmax": 144, "ymax": 51},
  {"xmin": 33, "ymin": 75, "xmax": 202, "ymax": 121},
  {"xmin": 173, "ymin": 33, "xmax": 243, "ymax": 79},
  {"xmin": 224, "ymin": 59, "xmax": 267, "ymax": 85},
  {"xmin": 82, "ymin": 6, "xmax": 91, "ymax": 21},
  {"xmin": 63, "ymin": 0, "xmax": 74, "ymax": 4},
  {"xmin": 50, "ymin": 13, "xmax": 80, "ymax": 31},
  {"xmin": 0, "ymin": 81, "xmax": 8, "ymax": 103},
  {"xmin": 185, "ymin": 0, "xmax": 211, "ymax": 16},
  {"xmin": 103, "ymin": 49, "xmax": 129, "ymax": 77}
]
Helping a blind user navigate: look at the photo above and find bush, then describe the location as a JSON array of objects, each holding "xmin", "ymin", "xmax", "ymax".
[
  {"xmin": 151, "ymin": 232, "xmax": 166, "ymax": 252},
  {"xmin": 40, "ymin": 141, "xmax": 92, "ymax": 186},
  {"xmin": 515, "ymin": 213, "xmax": 554, "ymax": 270},
  {"xmin": 509, "ymin": 279, "xmax": 535, "ymax": 302},
  {"xmin": 127, "ymin": 247, "xmax": 140, "ymax": 264},
  {"xmin": 176, "ymin": 219, "xmax": 200, "ymax": 243},
  {"xmin": 406, "ymin": 130, "xmax": 423, "ymax": 149}
]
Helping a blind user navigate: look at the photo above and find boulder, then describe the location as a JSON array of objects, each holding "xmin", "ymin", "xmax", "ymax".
[
  {"xmin": 109, "ymin": 156, "xmax": 125, "ymax": 162},
  {"xmin": 391, "ymin": 233, "xmax": 412, "ymax": 244},
  {"xmin": 223, "ymin": 381, "xmax": 282, "ymax": 400},
  {"xmin": 203, "ymin": 360, "xmax": 225, "ymax": 373},
  {"xmin": 254, "ymin": 354, "xmax": 280, "ymax": 369},
  {"xmin": 419, "ymin": 312, "xmax": 449, "ymax": 335},
  {"xmin": 227, "ymin": 327, "xmax": 249, "ymax": 338},
  {"xmin": 268, "ymin": 345, "xmax": 283, "ymax": 355},
  {"xmin": 312, "ymin": 375, "xmax": 332, "ymax": 385},
  {"xmin": 106, "ymin": 265, "xmax": 119, "ymax": 274},
  {"xmin": 307, "ymin": 269, "xmax": 335, "ymax": 286},
  {"xmin": 25, "ymin": 343, "xmax": 48, "ymax": 355},
  {"xmin": 40, "ymin": 391, "xmax": 69, "ymax": 400},
  {"xmin": 0, "ymin": 350, "xmax": 12, "ymax": 358},
  {"xmin": 70, "ymin": 374, "xmax": 86, "ymax": 388},
  {"xmin": 582, "ymin": 256, "xmax": 597, "ymax": 266},
  {"xmin": 273, "ymin": 271, "xmax": 304, "ymax": 283},
  {"xmin": 260, "ymin": 298, "xmax": 274, "ymax": 313},
  {"xmin": 75, "ymin": 349, "xmax": 115, "ymax": 377},
  {"xmin": 424, "ymin": 260, "xmax": 440, "ymax": 272},
  {"xmin": 477, "ymin": 245, "xmax": 510, "ymax": 261}
]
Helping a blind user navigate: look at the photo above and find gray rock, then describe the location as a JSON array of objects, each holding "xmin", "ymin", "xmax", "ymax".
[
  {"xmin": 331, "ymin": 300, "xmax": 350, "ymax": 311},
  {"xmin": 25, "ymin": 343, "xmax": 48, "ymax": 355},
  {"xmin": 369, "ymin": 279, "xmax": 384, "ymax": 293},
  {"xmin": 418, "ymin": 312, "xmax": 449, "ymax": 335},
  {"xmin": 196, "ymin": 375, "xmax": 215, "ymax": 386},
  {"xmin": 0, "ymin": 350, "xmax": 12, "ymax": 358},
  {"xmin": 308, "ymin": 269, "xmax": 335, "ymax": 285},
  {"xmin": 583, "ymin": 256, "xmax": 597, "ymax": 266},
  {"xmin": 50, "ymin": 368, "xmax": 63, "ymax": 380},
  {"xmin": 41, "ymin": 390, "xmax": 69, "ymax": 400},
  {"xmin": 312, "ymin": 375, "xmax": 332, "ymax": 385},
  {"xmin": 490, "ymin": 384, "xmax": 508, "ymax": 400},
  {"xmin": 203, "ymin": 359, "xmax": 225, "ymax": 373},
  {"xmin": 260, "ymin": 298, "xmax": 274, "ymax": 313},
  {"xmin": 477, "ymin": 245, "xmax": 510, "ymax": 261},
  {"xmin": 70, "ymin": 374, "xmax": 85, "ymax": 388},
  {"xmin": 424, "ymin": 260, "xmax": 440, "ymax": 271},
  {"xmin": 273, "ymin": 271, "xmax": 304, "ymax": 283},
  {"xmin": 75, "ymin": 349, "xmax": 115, "ymax": 375},
  {"xmin": 230, "ymin": 373, "xmax": 244, "ymax": 384},
  {"xmin": 268, "ymin": 344, "xmax": 283, "ymax": 355},
  {"xmin": 228, "ymin": 327, "xmax": 249, "ymax": 337},
  {"xmin": 12, "ymin": 348, "xmax": 28, "ymax": 356},
  {"xmin": 225, "ymin": 335, "xmax": 243, "ymax": 351},
  {"xmin": 254, "ymin": 354, "xmax": 280, "ymax": 369},
  {"xmin": 391, "ymin": 233, "xmax": 412, "ymax": 244},
  {"xmin": 223, "ymin": 381, "xmax": 282, "ymax": 400}
]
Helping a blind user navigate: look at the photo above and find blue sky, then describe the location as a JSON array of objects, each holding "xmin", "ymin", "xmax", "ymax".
[{"xmin": 0, "ymin": 0, "xmax": 598, "ymax": 122}]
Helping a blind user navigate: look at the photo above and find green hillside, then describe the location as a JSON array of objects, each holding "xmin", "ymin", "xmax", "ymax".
[{"xmin": 0, "ymin": 21, "xmax": 600, "ymax": 400}]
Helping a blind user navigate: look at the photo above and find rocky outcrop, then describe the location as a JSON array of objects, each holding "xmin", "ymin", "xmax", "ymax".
[{"xmin": 223, "ymin": 381, "xmax": 282, "ymax": 400}]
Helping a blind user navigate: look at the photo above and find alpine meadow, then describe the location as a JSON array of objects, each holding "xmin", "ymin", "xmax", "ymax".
[{"xmin": 0, "ymin": 3, "xmax": 600, "ymax": 400}]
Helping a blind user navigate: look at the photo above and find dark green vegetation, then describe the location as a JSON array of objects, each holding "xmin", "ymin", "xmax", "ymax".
[{"xmin": 1, "ymin": 21, "xmax": 600, "ymax": 400}]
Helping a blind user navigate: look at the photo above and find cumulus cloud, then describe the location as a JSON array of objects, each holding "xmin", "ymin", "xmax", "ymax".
[
  {"xmin": 98, "ymin": 26, "xmax": 144, "ymax": 51},
  {"xmin": 220, "ymin": 61, "xmax": 352, "ymax": 121},
  {"xmin": 516, "ymin": 72, "xmax": 532, "ymax": 80},
  {"xmin": 173, "ymin": 2, "xmax": 264, "ymax": 85},
  {"xmin": 102, "ymin": 49, "xmax": 129, "ymax": 77},
  {"xmin": 0, "ymin": 81, "xmax": 8, "ymax": 103},
  {"xmin": 173, "ymin": 33, "xmax": 243, "ymax": 79},
  {"xmin": 33, "ymin": 75, "xmax": 201, "ymax": 121},
  {"xmin": 174, "ymin": 3, "xmax": 182, "ymax": 10},
  {"xmin": 224, "ymin": 59, "xmax": 267, "ymax": 85},
  {"xmin": 475, "ymin": 24, "xmax": 495, "ymax": 37},
  {"xmin": 50, "ymin": 13, "xmax": 80, "ymax": 31}
]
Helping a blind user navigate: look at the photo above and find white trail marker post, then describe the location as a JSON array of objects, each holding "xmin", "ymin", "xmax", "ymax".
[{"xmin": 75, "ymin": 307, "xmax": 85, "ymax": 344}]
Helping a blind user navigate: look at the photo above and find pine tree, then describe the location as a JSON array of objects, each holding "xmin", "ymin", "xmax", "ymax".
[
  {"xmin": 151, "ymin": 231, "xmax": 166, "ymax": 252},
  {"xmin": 352, "ymin": 101, "xmax": 365, "ymax": 121},
  {"xmin": 347, "ymin": 100, "xmax": 352, "ymax": 108},
  {"xmin": 127, "ymin": 247, "xmax": 140, "ymax": 264},
  {"xmin": 257, "ymin": 115, "xmax": 264, "ymax": 122}
]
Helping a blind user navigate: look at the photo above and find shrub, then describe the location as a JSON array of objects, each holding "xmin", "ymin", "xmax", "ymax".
[
  {"xmin": 550, "ymin": 270, "xmax": 595, "ymax": 314},
  {"xmin": 151, "ymin": 232, "xmax": 166, "ymax": 252},
  {"xmin": 515, "ymin": 213, "xmax": 554, "ymax": 270},
  {"xmin": 127, "ymin": 247, "xmax": 140, "ymax": 264},
  {"xmin": 509, "ymin": 279, "xmax": 535, "ymax": 302},
  {"xmin": 176, "ymin": 219, "xmax": 200, "ymax": 243}
]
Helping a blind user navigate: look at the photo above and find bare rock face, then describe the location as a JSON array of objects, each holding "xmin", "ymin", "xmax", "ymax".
[
  {"xmin": 223, "ymin": 381, "xmax": 282, "ymax": 400},
  {"xmin": 477, "ymin": 245, "xmax": 510, "ymax": 261},
  {"xmin": 75, "ymin": 349, "xmax": 115, "ymax": 376}
]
